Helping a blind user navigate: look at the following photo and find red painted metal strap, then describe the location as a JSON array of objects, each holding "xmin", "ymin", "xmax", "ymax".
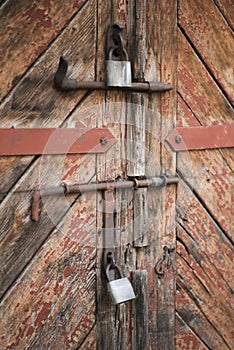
[
  {"xmin": 0, "ymin": 128, "xmax": 116, "ymax": 156},
  {"xmin": 166, "ymin": 125, "xmax": 234, "ymax": 151}
]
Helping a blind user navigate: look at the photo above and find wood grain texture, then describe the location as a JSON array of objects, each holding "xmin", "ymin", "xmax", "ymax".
[
  {"xmin": 0, "ymin": 95, "xmax": 97, "ymax": 298},
  {"xmin": 132, "ymin": 270, "xmax": 148, "ymax": 350},
  {"xmin": 0, "ymin": 0, "xmax": 87, "ymax": 101},
  {"xmin": 95, "ymin": 2, "xmax": 132, "ymax": 349},
  {"xmin": 176, "ymin": 3, "xmax": 234, "ymax": 345},
  {"xmin": 0, "ymin": 192, "xmax": 96, "ymax": 350},
  {"xmin": 126, "ymin": 0, "xmax": 146, "ymax": 177},
  {"xmin": 177, "ymin": 29, "xmax": 234, "ymax": 239},
  {"xmin": 153, "ymin": 1, "xmax": 177, "ymax": 349},
  {"xmin": 178, "ymin": 30, "xmax": 233, "ymax": 125},
  {"xmin": 176, "ymin": 181, "xmax": 234, "ymax": 349},
  {"xmin": 0, "ymin": 0, "xmax": 96, "ymax": 199},
  {"xmin": 214, "ymin": 0, "xmax": 234, "ymax": 30},
  {"xmin": 176, "ymin": 314, "xmax": 209, "ymax": 350},
  {"xmin": 178, "ymin": 0, "xmax": 234, "ymax": 103},
  {"xmin": 0, "ymin": 0, "xmax": 98, "ymax": 291}
]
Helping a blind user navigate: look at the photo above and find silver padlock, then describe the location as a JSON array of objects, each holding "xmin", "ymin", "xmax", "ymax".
[
  {"xmin": 106, "ymin": 47, "xmax": 132, "ymax": 87},
  {"xmin": 106, "ymin": 263, "xmax": 135, "ymax": 305}
]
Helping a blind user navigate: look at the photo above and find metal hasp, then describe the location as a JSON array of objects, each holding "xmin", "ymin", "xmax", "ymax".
[
  {"xmin": 166, "ymin": 125, "xmax": 234, "ymax": 151},
  {"xmin": 0, "ymin": 128, "xmax": 116, "ymax": 156},
  {"xmin": 54, "ymin": 56, "xmax": 172, "ymax": 92},
  {"xmin": 30, "ymin": 176, "xmax": 179, "ymax": 221}
]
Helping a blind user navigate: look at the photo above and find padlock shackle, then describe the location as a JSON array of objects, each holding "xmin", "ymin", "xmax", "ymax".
[
  {"xmin": 106, "ymin": 263, "xmax": 124, "ymax": 282},
  {"xmin": 107, "ymin": 46, "xmax": 129, "ymax": 62}
]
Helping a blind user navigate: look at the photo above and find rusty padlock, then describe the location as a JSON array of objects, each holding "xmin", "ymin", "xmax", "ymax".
[
  {"xmin": 106, "ymin": 47, "xmax": 132, "ymax": 87},
  {"xmin": 106, "ymin": 263, "xmax": 135, "ymax": 305}
]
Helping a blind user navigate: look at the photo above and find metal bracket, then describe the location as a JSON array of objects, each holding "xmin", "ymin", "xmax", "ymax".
[
  {"xmin": 0, "ymin": 127, "xmax": 116, "ymax": 156},
  {"xmin": 166, "ymin": 124, "xmax": 234, "ymax": 151},
  {"xmin": 53, "ymin": 56, "xmax": 173, "ymax": 93}
]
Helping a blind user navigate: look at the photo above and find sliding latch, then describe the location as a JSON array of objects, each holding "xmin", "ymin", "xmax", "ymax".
[{"xmin": 31, "ymin": 176, "xmax": 179, "ymax": 222}]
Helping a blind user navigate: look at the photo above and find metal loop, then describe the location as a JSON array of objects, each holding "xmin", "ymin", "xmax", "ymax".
[
  {"xmin": 106, "ymin": 263, "xmax": 124, "ymax": 282},
  {"xmin": 108, "ymin": 46, "xmax": 129, "ymax": 61}
]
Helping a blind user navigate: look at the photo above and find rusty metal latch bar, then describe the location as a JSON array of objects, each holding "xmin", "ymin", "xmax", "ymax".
[
  {"xmin": 31, "ymin": 176, "xmax": 179, "ymax": 221},
  {"xmin": 0, "ymin": 127, "xmax": 116, "ymax": 156},
  {"xmin": 54, "ymin": 56, "xmax": 173, "ymax": 93},
  {"xmin": 166, "ymin": 124, "xmax": 234, "ymax": 151}
]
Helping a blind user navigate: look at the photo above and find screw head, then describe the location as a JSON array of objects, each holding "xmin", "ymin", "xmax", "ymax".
[
  {"xmin": 100, "ymin": 137, "xmax": 109, "ymax": 145},
  {"xmin": 175, "ymin": 135, "xmax": 182, "ymax": 144}
]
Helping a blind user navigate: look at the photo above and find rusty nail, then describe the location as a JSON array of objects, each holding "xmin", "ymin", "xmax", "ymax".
[
  {"xmin": 175, "ymin": 135, "xmax": 182, "ymax": 144},
  {"xmin": 100, "ymin": 137, "xmax": 109, "ymax": 145}
]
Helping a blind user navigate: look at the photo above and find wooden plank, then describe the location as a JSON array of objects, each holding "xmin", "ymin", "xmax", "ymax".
[
  {"xmin": 176, "ymin": 279, "xmax": 231, "ymax": 350},
  {"xmin": 95, "ymin": 2, "xmax": 131, "ymax": 349},
  {"xmin": 214, "ymin": 0, "xmax": 234, "ymax": 30},
  {"xmin": 79, "ymin": 326, "xmax": 96, "ymax": 349},
  {"xmin": 178, "ymin": 29, "xmax": 233, "ymax": 125},
  {"xmin": 154, "ymin": 0, "xmax": 177, "ymax": 349},
  {"xmin": 0, "ymin": 0, "xmax": 87, "ymax": 101},
  {"xmin": 126, "ymin": 0, "xmax": 146, "ymax": 177},
  {"xmin": 176, "ymin": 314, "xmax": 209, "ymax": 350},
  {"xmin": 0, "ymin": 191, "xmax": 96, "ymax": 349},
  {"xmin": 0, "ymin": 0, "xmax": 96, "ymax": 198},
  {"xmin": 177, "ymin": 238, "xmax": 234, "ymax": 347},
  {"xmin": 132, "ymin": 270, "xmax": 148, "ymax": 350},
  {"xmin": 178, "ymin": 0, "xmax": 234, "ymax": 103},
  {"xmin": 177, "ymin": 181, "xmax": 234, "ymax": 291},
  {"xmin": 133, "ymin": 189, "xmax": 148, "ymax": 247}
]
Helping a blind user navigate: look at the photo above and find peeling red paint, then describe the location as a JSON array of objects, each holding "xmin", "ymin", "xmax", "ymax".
[
  {"xmin": 22, "ymin": 4, "xmax": 52, "ymax": 29},
  {"xmin": 34, "ymin": 302, "xmax": 52, "ymax": 328}
]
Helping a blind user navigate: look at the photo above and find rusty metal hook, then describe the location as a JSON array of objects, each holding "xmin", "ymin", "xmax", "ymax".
[{"xmin": 155, "ymin": 246, "xmax": 175, "ymax": 276}]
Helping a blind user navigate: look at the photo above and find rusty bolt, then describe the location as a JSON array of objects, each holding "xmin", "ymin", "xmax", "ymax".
[
  {"xmin": 100, "ymin": 137, "xmax": 109, "ymax": 145},
  {"xmin": 175, "ymin": 135, "xmax": 182, "ymax": 144}
]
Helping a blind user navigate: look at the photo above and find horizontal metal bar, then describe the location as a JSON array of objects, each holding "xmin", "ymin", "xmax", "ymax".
[
  {"xmin": 54, "ymin": 57, "xmax": 173, "ymax": 93},
  {"xmin": 166, "ymin": 125, "xmax": 234, "ymax": 151},
  {"xmin": 57, "ymin": 80, "xmax": 173, "ymax": 92},
  {"xmin": 0, "ymin": 127, "xmax": 116, "ymax": 156},
  {"xmin": 29, "ymin": 176, "xmax": 179, "ymax": 222},
  {"xmin": 39, "ymin": 176, "xmax": 179, "ymax": 196}
]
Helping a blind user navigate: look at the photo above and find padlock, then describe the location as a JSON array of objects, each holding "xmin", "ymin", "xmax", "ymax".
[
  {"xmin": 106, "ymin": 263, "xmax": 135, "ymax": 305},
  {"xmin": 106, "ymin": 47, "xmax": 132, "ymax": 87}
]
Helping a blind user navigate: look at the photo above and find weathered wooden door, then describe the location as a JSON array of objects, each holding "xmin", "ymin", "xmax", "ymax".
[
  {"xmin": 0, "ymin": 1, "xmax": 233, "ymax": 350},
  {"xmin": 0, "ymin": 1, "xmax": 176, "ymax": 349},
  {"xmin": 175, "ymin": 1, "xmax": 234, "ymax": 349}
]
